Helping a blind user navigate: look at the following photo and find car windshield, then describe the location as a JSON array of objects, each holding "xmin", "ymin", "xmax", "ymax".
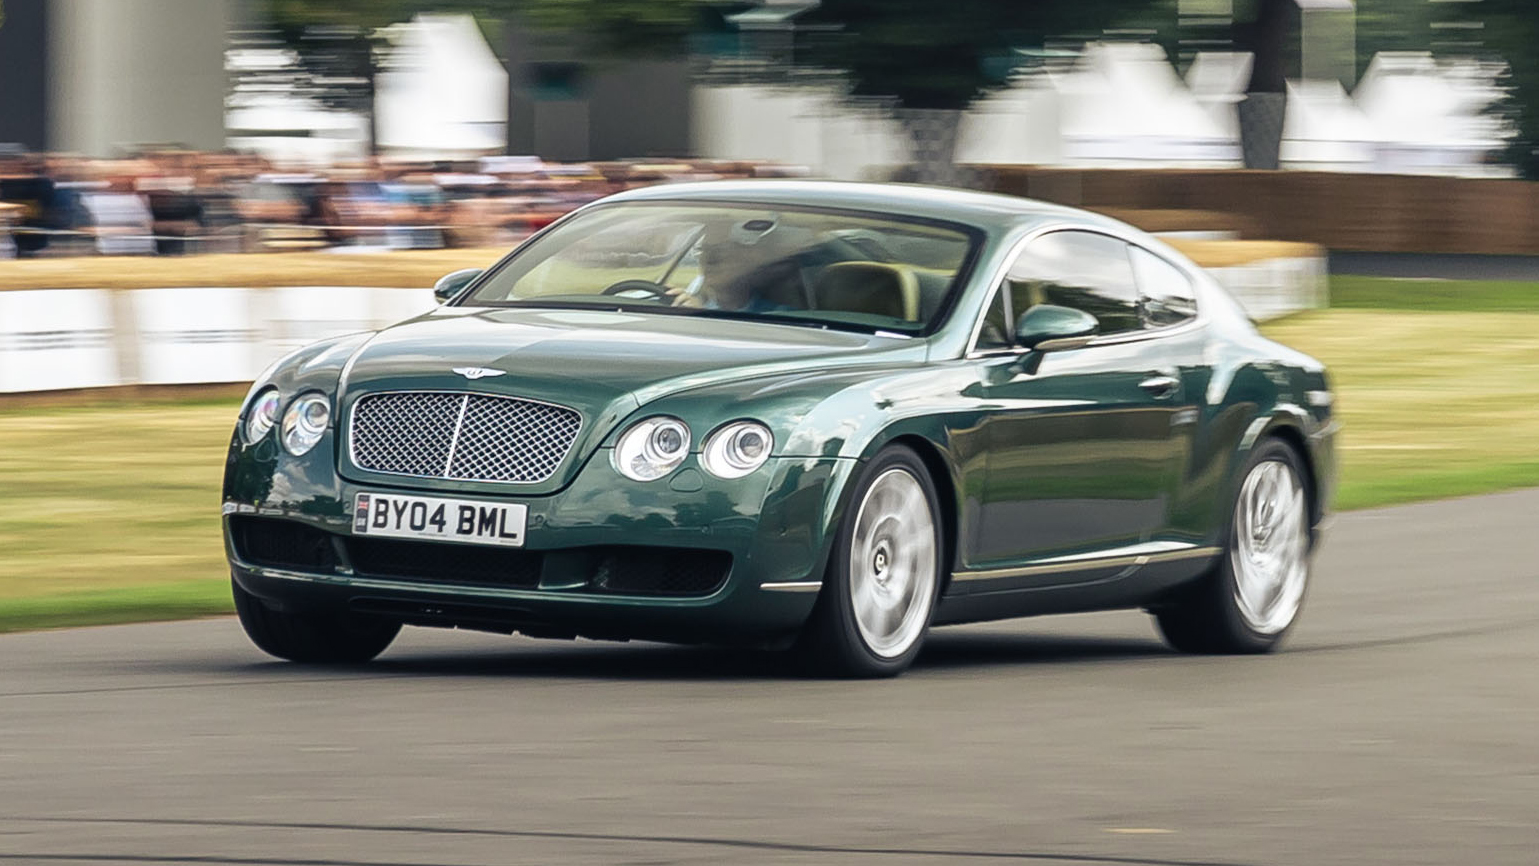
[{"xmin": 461, "ymin": 202, "xmax": 980, "ymax": 334}]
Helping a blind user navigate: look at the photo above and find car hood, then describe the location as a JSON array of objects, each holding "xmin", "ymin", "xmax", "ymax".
[{"xmin": 336, "ymin": 306, "xmax": 925, "ymax": 493}]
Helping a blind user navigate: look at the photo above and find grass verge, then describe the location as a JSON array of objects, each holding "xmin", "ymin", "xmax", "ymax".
[
  {"xmin": 1329, "ymin": 275, "xmax": 1539, "ymax": 312},
  {"xmin": 0, "ymin": 398, "xmax": 238, "ymax": 633},
  {"xmin": 0, "ymin": 579, "xmax": 232, "ymax": 633},
  {"xmin": 1260, "ymin": 307, "xmax": 1539, "ymax": 510}
]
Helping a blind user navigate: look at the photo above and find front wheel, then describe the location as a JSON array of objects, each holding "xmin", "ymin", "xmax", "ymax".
[
  {"xmin": 233, "ymin": 577, "xmax": 400, "ymax": 663},
  {"xmin": 795, "ymin": 446, "xmax": 943, "ymax": 677},
  {"xmin": 1154, "ymin": 437, "xmax": 1313, "ymax": 654}
]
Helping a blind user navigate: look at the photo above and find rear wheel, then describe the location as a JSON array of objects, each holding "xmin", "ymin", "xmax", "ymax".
[
  {"xmin": 233, "ymin": 577, "xmax": 400, "ymax": 663},
  {"xmin": 1155, "ymin": 438, "xmax": 1313, "ymax": 654},
  {"xmin": 795, "ymin": 446, "xmax": 943, "ymax": 677}
]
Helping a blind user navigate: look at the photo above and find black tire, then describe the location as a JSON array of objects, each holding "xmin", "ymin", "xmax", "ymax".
[
  {"xmin": 233, "ymin": 577, "xmax": 400, "ymax": 663},
  {"xmin": 1154, "ymin": 437, "xmax": 1314, "ymax": 654},
  {"xmin": 794, "ymin": 445, "xmax": 944, "ymax": 678}
]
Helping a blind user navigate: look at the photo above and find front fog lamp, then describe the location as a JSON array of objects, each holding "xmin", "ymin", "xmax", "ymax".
[
  {"xmin": 244, "ymin": 388, "xmax": 281, "ymax": 444},
  {"xmin": 613, "ymin": 416, "xmax": 691, "ymax": 481},
  {"xmin": 701, "ymin": 422, "xmax": 773, "ymax": 479},
  {"xmin": 280, "ymin": 393, "xmax": 331, "ymax": 456}
]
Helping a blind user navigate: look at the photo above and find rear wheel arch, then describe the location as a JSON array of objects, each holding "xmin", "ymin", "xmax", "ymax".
[
  {"xmin": 1243, "ymin": 416, "xmax": 1320, "ymax": 533},
  {"xmin": 1263, "ymin": 424, "xmax": 1319, "ymax": 528},
  {"xmin": 1154, "ymin": 435, "xmax": 1313, "ymax": 654}
]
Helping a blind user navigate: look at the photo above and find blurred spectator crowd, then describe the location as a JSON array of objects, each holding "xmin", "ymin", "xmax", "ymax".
[{"xmin": 0, "ymin": 148, "xmax": 807, "ymax": 258}]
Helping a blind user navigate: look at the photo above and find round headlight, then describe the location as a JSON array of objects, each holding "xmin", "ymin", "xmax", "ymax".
[
  {"xmin": 701, "ymin": 421, "xmax": 773, "ymax": 479},
  {"xmin": 244, "ymin": 388, "xmax": 281, "ymax": 445},
  {"xmin": 613, "ymin": 416, "xmax": 691, "ymax": 481},
  {"xmin": 280, "ymin": 393, "xmax": 331, "ymax": 456}
]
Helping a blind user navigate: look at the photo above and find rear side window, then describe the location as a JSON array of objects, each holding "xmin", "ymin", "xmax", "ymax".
[
  {"xmin": 1007, "ymin": 231, "xmax": 1142, "ymax": 335},
  {"xmin": 1130, "ymin": 246, "xmax": 1198, "ymax": 327}
]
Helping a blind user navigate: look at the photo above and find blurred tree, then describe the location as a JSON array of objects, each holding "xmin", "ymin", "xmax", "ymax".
[
  {"xmin": 259, "ymin": 0, "xmax": 711, "ymax": 152},
  {"xmin": 1354, "ymin": 0, "xmax": 1435, "ymax": 78},
  {"xmin": 259, "ymin": 0, "xmax": 460, "ymax": 152},
  {"xmin": 512, "ymin": 0, "xmax": 716, "ymax": 56},
  {"xmin": 791, "ymin": 0, "xmax": 1173, "ymax": 182},
  {"xmin": 1446, "ymin": 0, "xmax": 1539, "ymax": 179}
]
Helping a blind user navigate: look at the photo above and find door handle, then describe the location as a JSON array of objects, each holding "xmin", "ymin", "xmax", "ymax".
[{"xmin": 1139, "ymin": 374, "xmax": 1181, "ymax": 399}]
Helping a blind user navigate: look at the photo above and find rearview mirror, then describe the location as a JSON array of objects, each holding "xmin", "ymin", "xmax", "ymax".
[
  {"xmin": 433, "ymin": 268, "xmax": 484, "ymax": 303},
  {"xmin": 1014, "ymin": 304, "xmax": 1099, "ymax": 351}
]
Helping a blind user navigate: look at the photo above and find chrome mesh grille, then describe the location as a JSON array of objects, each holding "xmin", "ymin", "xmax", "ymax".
[{"xmin": 349, "ymin": 391, "xmax": 582, "ymax": 484}]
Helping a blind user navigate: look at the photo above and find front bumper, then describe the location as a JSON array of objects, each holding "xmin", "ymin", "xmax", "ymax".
[{"xmin": 223, "ymin": 438, "xmax": 857, "ymax": 644}]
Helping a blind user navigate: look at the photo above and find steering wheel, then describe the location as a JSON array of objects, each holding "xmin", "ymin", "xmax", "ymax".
[{"xmin": 600, "ymin": 279, "xmax": 672, "ymax": 302}]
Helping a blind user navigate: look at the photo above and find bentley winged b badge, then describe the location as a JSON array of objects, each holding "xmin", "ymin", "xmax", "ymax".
[{"xmin": 452, "ymin": 367, "xmax": 507, "ymax": 380}]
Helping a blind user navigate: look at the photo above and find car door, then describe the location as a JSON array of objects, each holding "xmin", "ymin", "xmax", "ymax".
[
  {"xmin": 967, "ymin": 230, "xmax": 1188, "ymax": 583},
  {"xmin": 1126, "ymin": 243, "xmax": 1207, "ymax": 546}
]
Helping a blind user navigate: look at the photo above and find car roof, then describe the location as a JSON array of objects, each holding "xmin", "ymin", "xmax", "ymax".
[{"xmin": 603, "ymin": 180, "xmax": 1115, "ymax": 235}]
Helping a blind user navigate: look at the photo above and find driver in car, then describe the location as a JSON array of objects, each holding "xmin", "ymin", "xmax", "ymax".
[{"xmin": 667, "ymin": 216, "xmax": 802, "ymax": 313}]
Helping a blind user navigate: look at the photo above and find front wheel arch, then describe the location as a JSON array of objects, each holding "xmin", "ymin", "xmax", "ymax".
[
  {"xmin": 795, "ymin": 443, "xmax": 946, "ymax": 677},
  {"xmin": 880, "ymin": 434, "xmax": 960, "ymax": 593},
  {"xmin": 833, "ymin": 423, "xmax": 961, "ymax": 594}
]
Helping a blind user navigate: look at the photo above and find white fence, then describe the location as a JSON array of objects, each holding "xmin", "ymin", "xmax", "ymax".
[
  {"xmin": 1206, "ymin": 255, "xmax": 1330, "ymax": 323},
  {"xmin": 0, "ymin": 286, "xmax": 436, "ymax": 393},
  {"xmin": 0, "ymin": 289, "xmax": 120, "ymax": 392}
]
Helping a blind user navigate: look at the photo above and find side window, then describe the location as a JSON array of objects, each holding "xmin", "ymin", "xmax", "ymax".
[
  {"xmin": 1007, "ymin": 231, "xmax": 1142, "ymax": 336},
  {"xmin": 975, "ymin": 284, "xmax": 1012, "ymax": 351},
  {"xmin": 1130, "ymin": 246, "xmax": 1198, "ymax": 327}
]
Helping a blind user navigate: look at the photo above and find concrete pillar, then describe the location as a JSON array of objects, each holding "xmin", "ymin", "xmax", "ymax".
[{"xmin": 47, "ymin": 0, "xmax": 231, "ymax": 155}]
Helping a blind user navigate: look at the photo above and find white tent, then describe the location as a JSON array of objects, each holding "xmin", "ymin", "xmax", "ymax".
[
  {"xmin": 374, "ymin": 14, "xmax": 509, "ymax": 157},
  {"xmin": 1052, "ymin": 43, "xmax": 1242, "ymax": 168},
  {"xmin": 1354, "ymin": 52, "xmax": 1514, "ymax": 178},
  {"xmin": 226, "ymin": 103, "xmax": 370, "ymax": 166},
  {"xmin": 225, "ymin": 46, "xmax": 371, "ymax": 165},
  {"xmin": 955, "ymin": 75, "xmax": 1064, "ymax": 166},
  {"xmin": 691, "ymin": 85, "xmax": 909, "ymax": 180},
  {"xmin": 1280, "ymin": 80, "xmax": 1378, "ymax": 172},
  {"xmin": 959, "ymin": 44, "xmax": 1243, "ymax": 169},
  {"xmin": 1185, "ymin": 52, "xmax": 1253, "ymax": 143}
]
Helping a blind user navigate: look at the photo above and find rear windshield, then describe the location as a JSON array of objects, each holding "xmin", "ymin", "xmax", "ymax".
[{"xmin": 461, "ymin": 202, "xmax": 980, "ymax": 334}]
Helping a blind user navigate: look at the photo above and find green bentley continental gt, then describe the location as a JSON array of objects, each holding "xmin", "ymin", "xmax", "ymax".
[{"xmin": 223, "ymin": 181, "xmax": 1335, "ymax": 677}]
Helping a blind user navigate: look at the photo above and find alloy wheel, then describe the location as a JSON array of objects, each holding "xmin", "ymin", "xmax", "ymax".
[
  {"xmin": 848, "ymin": 467, "xmax": 939, "ymax": 658},
  {"xmin": 1230, "ymin": 459, "xmax": 1310, "ymax": 635}
]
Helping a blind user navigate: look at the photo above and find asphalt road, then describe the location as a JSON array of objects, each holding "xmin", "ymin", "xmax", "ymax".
[
  {"xmin": 3, "ymin": 490, "xmax": 1538, "ymax": 866},
  {"xmin": 1328, "ymin": 251, "xmax": 1539, "ymax": 280}
]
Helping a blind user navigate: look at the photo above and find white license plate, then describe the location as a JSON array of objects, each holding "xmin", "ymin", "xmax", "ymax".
[{"xmin": 353, "ymin": 492, "xmax": 526, "ymax": 548}]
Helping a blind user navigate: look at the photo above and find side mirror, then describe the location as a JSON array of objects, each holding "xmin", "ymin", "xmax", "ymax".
[
  {"xmin": 433, "ymin": 268, "xmax": 484, "ymax": 303},
  {"xmin": 1014, "ymin": 304, "xmax": 1099, "ymax": 351}
]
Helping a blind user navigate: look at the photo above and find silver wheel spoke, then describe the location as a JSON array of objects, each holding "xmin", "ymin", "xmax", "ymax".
[
  {"xmin": 1231, "ymin": 458, "xmax": 1310, "ymax": 635},
  {"xmin": 847, "ymin": 467, "xmax": 938, "ymax": 659}
]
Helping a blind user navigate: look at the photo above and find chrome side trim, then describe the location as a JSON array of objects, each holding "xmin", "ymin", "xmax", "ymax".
[
  {"xmin": 1033, "ymin": 335, "xmax": 1096, "ymax": 352},
  {"xmin": 759, "ymin": 580, "xmax": 823, "ymax": 593},
  {"xmin": 1031, "ymin": 539, "xmax": 1199, "ymax": 564},
  {"xmin": 951, "ymin": 544, "xmax": 1221, "ymax": 583}
]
